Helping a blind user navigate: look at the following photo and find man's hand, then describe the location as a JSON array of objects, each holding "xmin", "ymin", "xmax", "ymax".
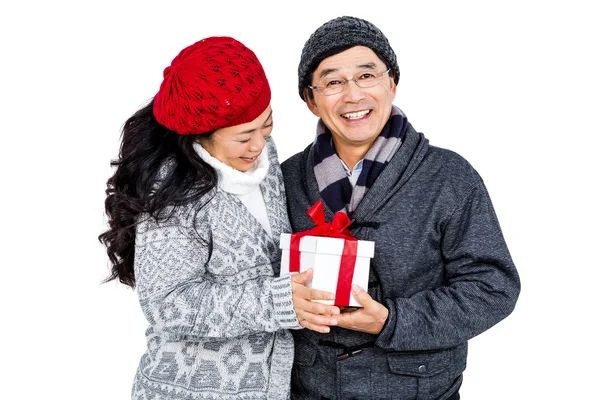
[
  {"xmin": 336, "ymin": 285, "xmax": 389, "ymax": 334},
  {"xmin": 291, "ymin": 268, "xmax": 340, "ymax": 333}
]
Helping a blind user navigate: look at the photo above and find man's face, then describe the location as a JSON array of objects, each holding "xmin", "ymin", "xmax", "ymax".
[{"xmin": 305, "ymin": 46, "xmax": 396, "ymax": 159}]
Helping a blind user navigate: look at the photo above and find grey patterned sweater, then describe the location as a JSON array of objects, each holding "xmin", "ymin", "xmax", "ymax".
[{"xmin": 131, "ymin": 137, "xmax": 300, "ymax": 400}]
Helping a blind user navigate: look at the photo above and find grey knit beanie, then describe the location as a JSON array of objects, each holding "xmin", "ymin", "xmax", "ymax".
[{"xmin": 298, "ymin": 16, "xmax": 399, "ymax": 101}]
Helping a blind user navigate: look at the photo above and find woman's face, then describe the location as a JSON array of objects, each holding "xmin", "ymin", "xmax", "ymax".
[{"xmin": 198, "ymin": 106, "xmax": 273, "ymax": 172}]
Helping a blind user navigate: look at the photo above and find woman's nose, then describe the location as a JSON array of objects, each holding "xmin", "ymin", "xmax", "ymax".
[{"xmin": 248, "ymin": 133, "xmax": 265, "ymax": 152}]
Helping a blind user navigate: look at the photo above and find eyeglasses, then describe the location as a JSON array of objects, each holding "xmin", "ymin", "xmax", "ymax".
[{"xmin": 308, "ymin": 69, "xmax": 391, "ymax": 96}]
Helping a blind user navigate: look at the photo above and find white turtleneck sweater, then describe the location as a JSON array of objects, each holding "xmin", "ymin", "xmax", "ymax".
[{"xmin": 193, "ymin": 142, "xmax": 272, "ymax": 237}]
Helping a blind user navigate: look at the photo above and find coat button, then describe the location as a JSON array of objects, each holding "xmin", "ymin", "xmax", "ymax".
[{"xmin": 418, "ymin": 364, "xmax": 427, "ymax": 373}]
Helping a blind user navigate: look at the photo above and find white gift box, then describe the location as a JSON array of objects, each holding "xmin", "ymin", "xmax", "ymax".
[{"xmin": 279, "ymin": 233, "xmax": 374, "ymax": 307}]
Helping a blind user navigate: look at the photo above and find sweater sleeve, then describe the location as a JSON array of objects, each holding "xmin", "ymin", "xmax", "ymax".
[
  {"xmin": 134, "ymin": 213, "xmax": 301, "ymax": 340},
  {"xmin": 376, "ymin": 183, "xmax": 521, "ymax": 351}
]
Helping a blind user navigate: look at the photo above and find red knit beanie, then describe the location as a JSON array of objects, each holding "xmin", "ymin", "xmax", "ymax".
[{"xmin": 153, "ymin": 37, "xmax": 271, "ymax": 135}]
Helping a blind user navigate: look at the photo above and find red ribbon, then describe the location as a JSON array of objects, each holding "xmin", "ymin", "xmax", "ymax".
[{"xmin": 289, "ymin": 201, "xmax": 358, "ymax": 306}]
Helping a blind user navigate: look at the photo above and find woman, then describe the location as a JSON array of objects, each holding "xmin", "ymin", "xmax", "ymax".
[{"xmin": 99, "ymin": 36, "xmax": 338, "ymax": 400}]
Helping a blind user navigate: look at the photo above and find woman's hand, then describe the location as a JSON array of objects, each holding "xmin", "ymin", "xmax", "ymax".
[{"xmin": 291, "ymin": 268, "xmax": 340, "ymax": 333}]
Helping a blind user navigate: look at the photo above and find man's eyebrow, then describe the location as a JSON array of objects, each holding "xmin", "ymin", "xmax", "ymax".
[
  {"xmin": 318, "ymin": 67, "xmax": 340, "ymax": 79},
  {"xmin": 318, "ymin": 62, "xmax": 378, "ymax": 79},
  {"xmin": 357, "ymin": 62, "xmax": 377, "ymax": 70}
]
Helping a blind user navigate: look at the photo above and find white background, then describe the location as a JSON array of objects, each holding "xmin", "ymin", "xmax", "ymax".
[{"xmin": 1, "ymin": 1, "xmax": 598, "ymax": 399}]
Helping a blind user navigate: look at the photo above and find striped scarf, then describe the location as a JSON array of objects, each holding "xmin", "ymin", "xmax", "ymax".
[{"xmin": 313, "ymin": 106, "xmax": 408, "ymax": 216}]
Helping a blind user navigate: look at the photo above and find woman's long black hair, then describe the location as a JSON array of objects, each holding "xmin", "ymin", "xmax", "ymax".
[{"xmin": 98, "ymin": 98, "xmax": 217, "ymax": 288}]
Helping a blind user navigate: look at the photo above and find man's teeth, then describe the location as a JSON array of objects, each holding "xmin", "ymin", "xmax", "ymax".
[{"xmin": 342, "ymin": 110, "xmax": 370, "ymax": 119}]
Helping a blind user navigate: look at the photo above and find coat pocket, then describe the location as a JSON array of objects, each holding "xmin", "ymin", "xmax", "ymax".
[
  {"xmin": 293, "ymin": 337, "xmax": 317, "ymax": 366},
  {"xmin": 291, "ymin": 339, "xmax": 336, "ymax": 399},
  {"xmin": 386, "ymin": 345, "xmax": 466, "ymax": 400},
  {"xmin": 387, "ymin": 348, "xmax": 452, "ymax": 377}
]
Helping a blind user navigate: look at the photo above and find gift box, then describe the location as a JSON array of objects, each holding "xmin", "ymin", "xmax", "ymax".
[
  {"xmin": 278, "ymin": 201, "xmax": 375, "ymax": 307},
  {"xmin": 280, "ymin": 233, "xmax": 374, "ymax": 307}
]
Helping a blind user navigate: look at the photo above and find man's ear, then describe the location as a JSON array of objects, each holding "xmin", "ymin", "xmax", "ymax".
[
  {"xmin": 389, "ymin": 76, "xmax": 397, "ymax": 97},
  {"xmin": 304, "ymin": 88, "xmax": 321, "ymax": 117}
]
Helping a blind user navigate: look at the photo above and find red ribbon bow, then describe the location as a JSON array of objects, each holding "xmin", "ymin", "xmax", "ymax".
[{"xmin": 289, "ymin": 201, "xmax": 358, "ymax": 306}]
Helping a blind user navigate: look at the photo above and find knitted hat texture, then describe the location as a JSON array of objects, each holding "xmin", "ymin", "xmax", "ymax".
[
  {"xmin": 297, "ymin": 16, "xmax": 399, "ymax": 100},
  {"xmin": 153, "ymin": 37, "xmax": 271, "ymax": 135}
]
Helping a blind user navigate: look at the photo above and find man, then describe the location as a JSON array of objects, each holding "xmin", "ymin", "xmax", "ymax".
[{"xmin": 282, "ymin": 16, "xmax": 521, "ymax": 400}]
